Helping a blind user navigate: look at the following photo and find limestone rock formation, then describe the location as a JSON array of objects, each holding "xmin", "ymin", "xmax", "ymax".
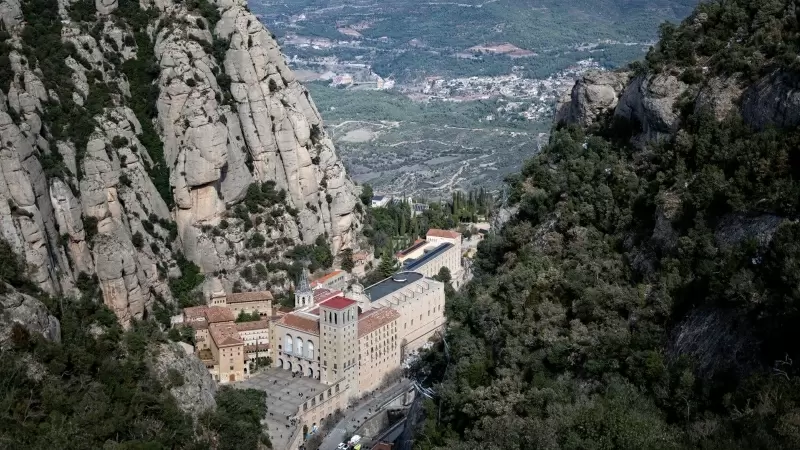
[
  {"xmin": 0, "ymin": 0, "xmax": 364, "ymax": 327},
  {"xmin": 741, "ymin": 71, "xmax": 800, "ymax": 131},
  {"xmin": 150, "ymin": 340, "xmax": 218, "ymax": 416},
  {"xmin": 0, "ymin": 285, "xmax": 61, "ymax": 350},
  {"xmin": 555, "ymin": 70, "xmax": 630, "ymax": 128},
  {"xmin": 615, "ymin": 73, "xmax": 688, "ymax": 144}
]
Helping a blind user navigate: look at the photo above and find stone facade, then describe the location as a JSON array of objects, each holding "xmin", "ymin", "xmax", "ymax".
[{"xmin": 396, "ymin": 228, "xmax": 464, "ymax": 287}]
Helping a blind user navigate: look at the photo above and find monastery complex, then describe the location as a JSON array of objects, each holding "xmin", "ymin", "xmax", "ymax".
[{"xmin": 172, "ymin": 229, "xmax": 463, "ymax": 447}]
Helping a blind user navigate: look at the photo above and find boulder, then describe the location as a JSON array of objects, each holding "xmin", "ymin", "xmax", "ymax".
[
  {"xmin": 0, "ymin": 286, "xmax": 61, "ymax": 350},
  {"xmin": 556, "ymin": 70, "xmax": 630, "ymax": 127}
]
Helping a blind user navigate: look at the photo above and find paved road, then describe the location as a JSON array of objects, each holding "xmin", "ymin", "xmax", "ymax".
[{"xmin": 318, "ymin": 380, "xmax": 412, "ymax": 450}]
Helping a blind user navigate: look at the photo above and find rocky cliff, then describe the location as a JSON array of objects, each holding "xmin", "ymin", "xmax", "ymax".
[{"xmin": 0, "ymin": 0, "xmax": 363, "ymax": 326}]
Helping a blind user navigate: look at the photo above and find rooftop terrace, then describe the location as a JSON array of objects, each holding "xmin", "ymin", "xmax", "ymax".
[
  {"xmin": 364, "ymin": 271, "xmax": 425, "ymax": 302},
  {"xmin": 403, "ymin": 243, "xmax": 453, "ymax": 272}
]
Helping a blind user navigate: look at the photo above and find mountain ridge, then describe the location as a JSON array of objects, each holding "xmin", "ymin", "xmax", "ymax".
[
  {"xmin": 412, "ymin": 1, "xmax": 800, "ymax": 448},
  {"xmin": 0, "ymin": 0, "xmax": 364, "ymax": 327}
]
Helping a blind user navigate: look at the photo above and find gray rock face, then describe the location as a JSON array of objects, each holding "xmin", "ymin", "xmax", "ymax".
[
  {"xmin": 694, "ymin": 76, "xmax": 742, "ymax": 121},
  {"xmin": 741, "ymin": 71, "xmax": 800, "ymax": 131},
  {"xmin": 555, "ymin": 70, "xmax": 630, "ymax": 127},
  {"xmin": 0, "ymin": 0, "xmax": 364, "ymax": 327},
  {"xmin": 0, "ymin": 286, "xmax": 61, "ymax": 350},
  {"xmin": 150, "ymin": 341, "xmax": 217, "ymax": 416},
  {"xmin": 0, "ymin": 0, "xmax": 22, "ymax": 30},
  {"xmin": 615, "ymin": 73, "xmax": 688, "ymax": 144}
]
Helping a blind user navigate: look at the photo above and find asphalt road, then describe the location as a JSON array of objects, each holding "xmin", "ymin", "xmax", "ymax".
[{"xmin": 318, "ymin": 380, "xmax": 412, "ymax": 450}]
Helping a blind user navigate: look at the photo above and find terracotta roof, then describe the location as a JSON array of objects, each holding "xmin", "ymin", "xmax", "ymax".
[
  {"xmin": 319, "ymin": 296, "xmax": 357, "ymax": 310},
  {"xmin": 311, "ymin": 270, "xmax": 346, "ymax": 288},
  {"xmin": 184, "ymin": 305, "xmax": 209, "ymax": 321},
  {"xmin": 396, "ymin": 239, "xmax": 426, "ymax": 257},
  {"xmin": 209, "ymin": 322, "xmax": 243, "ymax": 347},
  {"xmin": 313, "ymin": 288, "xmax": 342, "ymax": 304},
  {"xmin": 279, "ymin": 313, "xmax": 320, "ymax": 335},
  {"xmin": 188, "ymin": 321, "xmax": 208, "ymax": 330},
  {"xmin": 427, "ymin": 228, "xmax": 461, "ymax": 239},
  {"xmin": 227, "ymin": 291, "xmax": 274, "ymax": 304},
  {"xmin": 308, "ymin": 307, "xmax": 320, "ymax": 315},
  {"xmin": 204, "ymin": 306, "xmax": 235, "ymax": 324},
  {"xmin": 245, "ymin": 343, "xmax": 270, "ymax": 352},
  {"xmin": 234, "ymin": 319, "xmax": 271, "ymax": 332},
  {"xmin": 358, "ymin": 307, "xmax": 400, "ymax": 338}
]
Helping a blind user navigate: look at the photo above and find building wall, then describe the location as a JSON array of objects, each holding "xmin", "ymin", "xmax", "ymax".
[
  {"xmin": 373, "ymin": 278, "xmax": 446, "ymax": 358},
  {"xmin": 273, "ymin": 323, "xmax": 321, "ymax": 379},
  {"xmin": 358, "ymin": 319, "xmax": 399, "ymax": 395},
  {"xmin": 410, "ymin": 244, "xmax": 461, "ymax": 281},
  {"xmin": 312, "ymin": 271, "xmax": 348, "ymax": 291},
  {"xmin": 226, "ymin": 299, "xmax": 272, "ymax": 317},
  {"xmin": 238, "ymin": 326, "xmax": 269, "ymax": 361},
  {"xmin": 298, "ymin": 380, "xmax": 348, "ymax": 436},
  {"xmin": 195, "ymin": 328, "xmax": 210, "ymax": 351},
  {"xmin": 216, "ymin": 344, "xmax": 246, "ymax": 383}
]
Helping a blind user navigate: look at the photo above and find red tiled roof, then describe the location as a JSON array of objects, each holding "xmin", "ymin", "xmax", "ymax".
[
  {"xmin": 183, "ymin": 305, "xmax": 209, "ymax": 321},
  {"xmin": 311, "ymin": 270, "xmax": 346, "ymax": 288},
  {"xmin": 313, "ymin": 288, "xmax": 342, "ymax": 304},
  {"xmin": 358, "ymin": 307, "xmax": 400, "ymax": 338},
  {"xmin": 234, "ymin": 319, "xmax": 270, "ymax": 332},
  {"xmin": 204, "ymin": 306, "xmax": 235, "ymax": 324},
  {"xmin": 279, "ymin": 314, "xmax": 320, "ymax": 335},
  {"xmin": 427, "ymin": 228, "xmax": 461, "ymax": 239},
  {"xmin": 227, "ymin": 291, "xmax": 274, "ymax": 304},
  {"xmin": 319, "ymin": 296, "xmax": 357, "ymax": 310},
  {"xmin": 187, "ymin": 320, "xmax": 208, "ymax": 330},
  {"xmin": 209, "ymin": 322, "xmax": 244, "ymax": 347}
]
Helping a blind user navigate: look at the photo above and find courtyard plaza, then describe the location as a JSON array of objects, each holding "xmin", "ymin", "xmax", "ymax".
[{"xmin": 234, "ymin": 368, "xmax": 327, "ymax": 450}]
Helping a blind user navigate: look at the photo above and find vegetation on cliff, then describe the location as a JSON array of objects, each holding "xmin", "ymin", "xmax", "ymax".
[
  {"xmin": 0, "ymin": 242, "xmax": 271, "ymax": 448},
  {"xmin": 413, "ymin": 1, "xmax": 800, "ymax": 449}
]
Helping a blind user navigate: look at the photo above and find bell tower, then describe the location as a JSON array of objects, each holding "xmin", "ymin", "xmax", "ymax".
[
  {"xmin": 319, "ymin": 296, "xmax": 359, "ymax": 392},
  {"xmin": 294, "ymin": 266, "xmax": 313, "ymax": 308}
]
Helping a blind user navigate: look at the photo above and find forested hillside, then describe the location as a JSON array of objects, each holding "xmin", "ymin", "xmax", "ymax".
[{"xmin": 414, "ymin": 1, "xmax": 800, "ymax": 449}]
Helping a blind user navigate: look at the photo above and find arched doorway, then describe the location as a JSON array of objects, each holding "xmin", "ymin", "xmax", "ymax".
[
  {"xmin": 286, "ymin": 360, "xmax": 293, "ymax": 371},
  {"xmin": 278, "ymin": 358, "xmax": 284, "ymax": 369},
  {"xmin": 308, "ymin": 368, "xmax": 314, "ymax": 379},
  {"xmin": 229, "ymin": 374, "xmax": 235, "ymax": 382},
  {"xmin": 298, "ymin": 365, "xmax": 304, "ymax": 376}
]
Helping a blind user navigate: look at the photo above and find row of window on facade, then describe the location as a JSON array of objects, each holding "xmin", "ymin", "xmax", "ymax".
[
  {"xmin": 302, "ymin": 384, "xmax": 341, "ymax": 410},
  {"xmin": 284, "ymin": 334, "xmax": 315, "ymax": 359}
]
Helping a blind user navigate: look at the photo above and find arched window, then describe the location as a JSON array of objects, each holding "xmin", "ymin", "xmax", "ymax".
[
  {"xmin": 296, "ymin": 337, "xmax": 304, "ymax": 357},
  {"xmin": 307, "ymin": 341, "xmax": 314, "ymax": 359},
  {"xmin": 285, "ymin": 334, "xmax": 293, "ymax": 354}
]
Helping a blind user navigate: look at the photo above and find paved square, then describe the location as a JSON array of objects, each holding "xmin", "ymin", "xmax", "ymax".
[{"xmin": 234, "ymin": 368, "xmax": 330, "ymax": 449}]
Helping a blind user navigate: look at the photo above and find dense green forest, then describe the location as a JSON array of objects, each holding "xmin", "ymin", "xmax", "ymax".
[
  {"xmin": 0, "ymin": 241, "xmax": 271, "ymax": 449},
  {"xmin": 360, "ymin": 187, "xmax": 493, "ymax": 252},
  {"xmin": 412, "ymin": 1, "xmax": 800, "ymax": 449}
]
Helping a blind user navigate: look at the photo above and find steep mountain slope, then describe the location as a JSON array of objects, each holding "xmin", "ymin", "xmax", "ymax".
[
  {"xmin": 416, "ymin": 1, "xmax": 800, "ymax": 449},
  {"xmin": 0, "ymin": 0, "xmax": 363, "ymax": 326}
]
